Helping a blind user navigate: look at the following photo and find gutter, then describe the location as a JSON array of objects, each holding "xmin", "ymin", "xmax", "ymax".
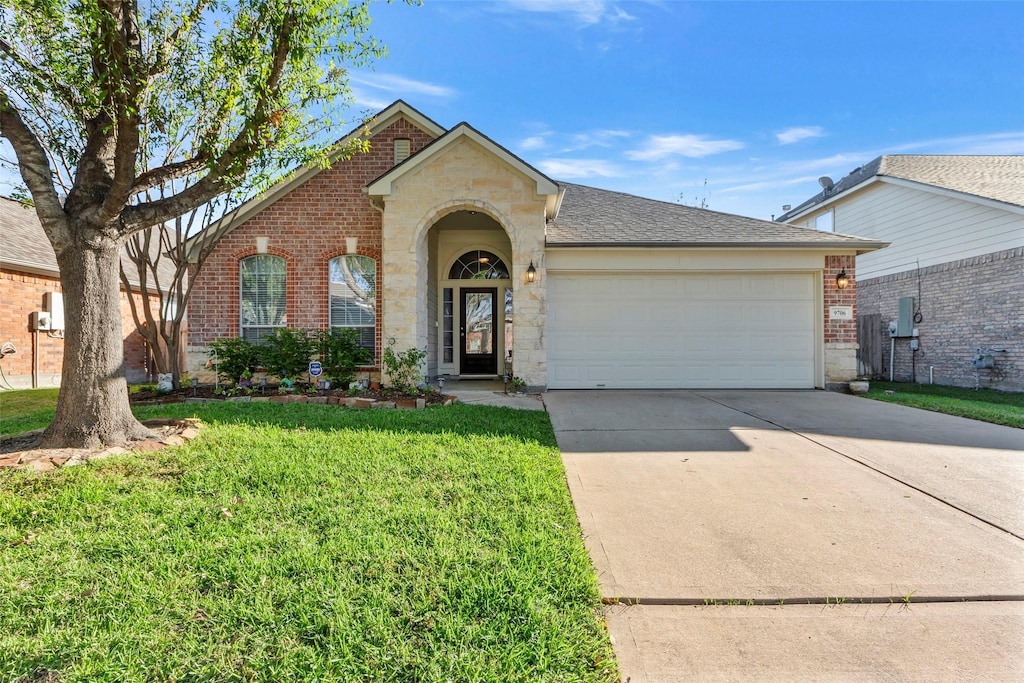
[{"xmin": 544, "ymin": 240, "xmax": 890, "ymax": 252}]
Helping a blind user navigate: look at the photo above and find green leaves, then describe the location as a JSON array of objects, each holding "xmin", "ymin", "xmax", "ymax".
[{"xmin": 1, "ymin": 0, "xmax": 397, "ymax": 228}]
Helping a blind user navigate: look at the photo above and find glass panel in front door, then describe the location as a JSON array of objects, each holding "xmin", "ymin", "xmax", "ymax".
[{"xmin": 464, "ymin": 292, "xmax": 493, "ymax": 355}]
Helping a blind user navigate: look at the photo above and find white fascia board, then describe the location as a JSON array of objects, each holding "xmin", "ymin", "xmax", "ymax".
[
  {"xmin": 878, "ymin": 176, "xmax": 1024, "ymax": 217},
  {"xmin": 370, "ymin": 101, "xmax": 446, "ymax": 138},
  {"xmin": 546, "ymin": 186, "xmax": 566, "ymax": 221},
  {"xmin": 782, "ymin": 176, "xmax": 880, "ymax": 223},
  {"xmin": 366, "ymin": 124, "xmax": 560, "ymax": 200}
]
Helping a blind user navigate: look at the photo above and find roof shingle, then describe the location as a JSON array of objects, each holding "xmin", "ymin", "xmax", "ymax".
[
  {"xmin": 548, "ymin": 183, "xmax": 886, "ymax": 250},
  {"xmin": 778, "ymin": 155, "xmax": 1024, "ymax": 221},
  {"xmin": 0, "ymin": 196, "xmax": 178, "ymax": 288}
]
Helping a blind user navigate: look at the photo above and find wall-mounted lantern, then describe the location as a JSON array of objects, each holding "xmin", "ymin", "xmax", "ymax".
[
  {"xmin": 526, "ymin": 261, "xmax": 537, "ymax": 283},
  {"xmin": 835, "ymin": 269, "xmax": 850, "ymax": 290}
]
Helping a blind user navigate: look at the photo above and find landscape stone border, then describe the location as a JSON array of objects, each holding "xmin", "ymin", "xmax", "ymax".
[{"xmin": 0, "ymin": 418, "xmax": 202, "ymax": 473}]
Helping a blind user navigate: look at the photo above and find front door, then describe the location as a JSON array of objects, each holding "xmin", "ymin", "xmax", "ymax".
[{"xmin": 460, "ymin": 287, "xmax": 497, "ymax": 375}]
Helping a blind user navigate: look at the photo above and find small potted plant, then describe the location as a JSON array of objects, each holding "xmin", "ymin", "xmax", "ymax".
[{"xmin": 849, "ymin": 377, "xmax": 870, "ymax": 395}]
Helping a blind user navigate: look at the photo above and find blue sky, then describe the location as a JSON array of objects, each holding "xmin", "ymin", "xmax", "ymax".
[
  {"xmin": 340, "ymin": 0, "xmax": 1024, "ymax": 220},
  {"xmin": 2, "ymin": 1, "xmax": 1020, "ymax": 222}
]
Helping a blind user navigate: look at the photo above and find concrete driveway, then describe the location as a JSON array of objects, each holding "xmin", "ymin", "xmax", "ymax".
[{"xmin": 546, "ymin": 390, "xmax": 1024, "ymax": 682}]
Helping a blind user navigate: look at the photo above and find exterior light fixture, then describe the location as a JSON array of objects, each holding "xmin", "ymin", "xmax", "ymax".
[
  {"xmin": 835, "ymin": 270, "xmax": 850, "ymax": 290},
  {"xmin": 526, "ymin": 261, "xmax": 537, "ymax": 283}
]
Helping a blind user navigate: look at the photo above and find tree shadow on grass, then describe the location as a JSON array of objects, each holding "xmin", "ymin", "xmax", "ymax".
[{"xmin": 132, "ymin": 401, "xmax": 559, "ymax": 448}]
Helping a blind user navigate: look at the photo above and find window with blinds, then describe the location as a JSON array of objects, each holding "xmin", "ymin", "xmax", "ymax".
[
  {"xmin": 240, "ymin": 255, "xmax": 286, "ymax": 342},
  {"xmin": 329, "ymin": 254, "xmax": 376, "ymax": 353}
]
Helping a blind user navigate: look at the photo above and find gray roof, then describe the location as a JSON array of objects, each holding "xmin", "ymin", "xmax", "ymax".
[
  {"xmin": 548, "ymin": 183, "xmax": 886, "ymax": 250},
  {"xmin": 0, "ymin": 196, "xmax": 178, "ymax": 289},
  {"xmin": 778, "ymin": 155, "xmax": 1024, "ymax": 221}
]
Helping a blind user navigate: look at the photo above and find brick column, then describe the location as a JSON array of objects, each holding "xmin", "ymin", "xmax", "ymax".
[{"xmin": 823, "ymin": 254, "xmax": 858, "ymax": 386}]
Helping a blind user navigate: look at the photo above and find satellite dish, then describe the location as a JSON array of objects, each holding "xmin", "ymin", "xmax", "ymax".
[{"xmin": 818, "ymin": 176, "xmax": 834, "ymax": 191}]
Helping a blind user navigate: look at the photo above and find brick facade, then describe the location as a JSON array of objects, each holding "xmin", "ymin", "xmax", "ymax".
[
  {"xmin": 857, "ymin": 247, "xmax": 1023, "ymax": 391},
  {"xmin": 187, "ymin": 119, "xmax": 435, "ymax": 379},
  {"xmin": 822, "ymin": 254, "xmax": 859, "ymax": 384},
  {"xmin": 1, "ymin": 267, "xmax": 156, "ymax": 387}
]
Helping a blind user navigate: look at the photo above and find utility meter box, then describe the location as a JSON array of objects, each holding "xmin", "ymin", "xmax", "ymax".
[
  {"xmin": 44, "ymin": 291, "xmax": 65, "ymax": 330},
  {"xmin": 974, "ymin": 354, "xmax": 995, "ymax": 369},
  {"xmin": 896, "ymin": 297, "xmax": 915, "ymax": 337},
  {"xmin": 30, "ymin": 311, "xmax": 52, "ymax": 331}
]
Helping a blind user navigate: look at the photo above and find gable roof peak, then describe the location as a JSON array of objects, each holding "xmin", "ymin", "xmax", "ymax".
[{"xmin": 778, "ymin": 154, "xmax": 1024, "ymax": 221}]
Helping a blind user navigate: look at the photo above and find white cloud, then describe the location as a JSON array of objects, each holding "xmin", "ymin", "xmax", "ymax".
[
  {"xmin": 720, "ymin": 175, "xmax": 824, "ymax": 195},
  {"xmin": 537, "ymin": 158, "xmax": 624, "ymax": 179},
  {"xmin": 503, "ymin": 0, "xmax": 635, "ymax": 27},
  {"xmin": 890, "ymin": 131, "xmax": 1024, "ymax": 155},
  {"xmin": 626, "ymin": 134, "xmax": 744, "ymax": 161},
  {"xmin": 350, "ymin": 91, "xmax": 393, "ymax": 111},
  {"xmin": 564, "ymin": 129, "xmax": 631, "ymax": 152},
  {"xmin": 776, "ymin": 126, "xmax": 826, "ymax": 145},
  {"xmin": 349, "ymin": 73, "xmax": 456, "ymax": 99},
  {"xmin": 519, "ymin": 135, "xmax": 548, "ymax": 151}
]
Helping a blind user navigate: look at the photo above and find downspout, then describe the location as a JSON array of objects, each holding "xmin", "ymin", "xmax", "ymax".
[{"xmin": 32, "ymin": 329, "xmax": 39, "ymax": 388}]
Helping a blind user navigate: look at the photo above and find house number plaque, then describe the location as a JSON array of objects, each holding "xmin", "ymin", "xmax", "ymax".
[{"xmin": 829, "ymin": 306, "xmax": 853, "ymax": 320}]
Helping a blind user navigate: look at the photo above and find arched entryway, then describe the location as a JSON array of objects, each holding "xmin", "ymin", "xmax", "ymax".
[{"xmin": 426, "ymin": 210, "xmax": 514, "ymax": 379}]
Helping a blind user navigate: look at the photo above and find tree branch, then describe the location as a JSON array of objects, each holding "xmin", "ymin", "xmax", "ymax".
[
  {"xmin": 99, "ymin": 0, "xmax": 145, "ymax": 223},
  {"xmin": 131, "ymin": 155, "xmax": 209, "ymax": 194},
  {"xmin": 119, "ymin": 12, "xmax": 297, "ymax": 234},
  {"xmin": 0, "ymin": 89, "xmax": 71, "ymax": 248},
  {"xmin": 0, "ymin": 37, "xmax": 82, "ymax": 111}
]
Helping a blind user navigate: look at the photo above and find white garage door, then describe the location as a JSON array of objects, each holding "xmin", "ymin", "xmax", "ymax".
[{"xmin": 547, "ymin": 272, "xmax": 816, "ymax": 389}]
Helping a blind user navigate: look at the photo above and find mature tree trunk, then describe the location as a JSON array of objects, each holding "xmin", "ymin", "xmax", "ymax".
[{"xmin": 41, "ymin": 238, "xmax": 154, "ymax": 448}]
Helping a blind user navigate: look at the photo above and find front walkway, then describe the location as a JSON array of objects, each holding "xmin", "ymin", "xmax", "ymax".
[{"xmin": 440, "ymin": 378, "xmax": 544, "ymax": 410}]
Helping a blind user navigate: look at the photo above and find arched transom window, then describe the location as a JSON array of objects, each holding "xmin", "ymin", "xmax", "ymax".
[{"xmin": 448, "ymin": 250, "xmax": 509, "ymax": 280}]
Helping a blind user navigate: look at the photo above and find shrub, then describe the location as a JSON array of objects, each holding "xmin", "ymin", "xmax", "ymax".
[
  {"xmin": 316, "ymin": 329, "xmax": 371, "ymax": 387},
  {"xmin": 382, "ymin": 345, "xmax": 427, "ymax": 392},
  {"xmin": 208, "ymin": 338, "xmax": 261, "ymax": 383},
  {"xmin": 261, "ymin": 328, "xmax": 316, "ymax": 381}
]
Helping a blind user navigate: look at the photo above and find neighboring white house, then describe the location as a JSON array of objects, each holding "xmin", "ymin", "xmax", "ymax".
[{"xmin": 778, "ymin": 155, "xmax": 1024, "ymax": 391}]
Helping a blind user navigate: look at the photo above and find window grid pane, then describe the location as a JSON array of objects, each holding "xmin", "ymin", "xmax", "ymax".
[
  {"xmin": 448, "ymin": 250, "xmax": 509, "ymax": 280},
  {"xmin": 330, "ymin": 255, "xmax": 377, "ymax": 352},
  {"xmin": 443, "ymin": 288, "xmax": 453, "ymax": 363},
  {"xmin": 240, "ymin": 255, "xmax": 286, "ymax": 341}
]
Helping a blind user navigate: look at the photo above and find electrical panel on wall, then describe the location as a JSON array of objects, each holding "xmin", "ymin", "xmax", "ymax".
[{"xmin": 896, "ymin": 297, "xmax": 915, "ymax": 337}]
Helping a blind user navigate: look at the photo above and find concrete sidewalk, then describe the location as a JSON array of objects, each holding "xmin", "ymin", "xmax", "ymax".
[{"xmin": 546, "ymin": 390, "xmax": 1024, "ymax": 681}]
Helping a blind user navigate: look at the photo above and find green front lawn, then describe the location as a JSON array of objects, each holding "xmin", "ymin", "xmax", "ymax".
[
  {"xmin": 0, "ymin": 387, "xmax": 60, "ymax": 437},
  {"xmin": 1, "ymin": 399, "xmax": 618, "ymax": 682},
  {"xmin": 864, "ymin": 381, "xmax": 1023, "ymax": 428}
]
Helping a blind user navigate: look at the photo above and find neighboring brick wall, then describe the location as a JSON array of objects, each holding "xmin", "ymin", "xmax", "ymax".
[
  {"xmin": 1, "ymin": 267, "xmax": 157, "ymax": 387},
  {"xmin": 857, "ymin": 247, "xmax": 1023, "ymax": 391},
  {"xmin": 187, "ymin": 118, "xmax": 435, "ymax": 375}
]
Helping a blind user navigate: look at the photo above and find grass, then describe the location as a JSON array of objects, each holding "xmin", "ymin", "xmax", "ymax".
[
  {"xmin": 0, "ymin": 388, "xmax": 60, "ymax": 437},
  {"xmin": 0, "ymin": 395, "xmax": 618, "ymax": 682},
  {"xmin": 864, "ymin": 381, "xmax": 1023, "ymax": 428}
]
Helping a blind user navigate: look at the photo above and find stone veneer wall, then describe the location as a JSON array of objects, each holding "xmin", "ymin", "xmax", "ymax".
[
  {"xmin": 379, "ymin": 137, "xmax": 549, "ymax": 389},
  {"xmin": 823, "ymin": 254, "xmax": 859, "ymax": 386},
  {"xmin": 186, "ymin": 119, "xmax": 435, "ymax": 381},
  {"xmin": 857, "ymin": 246, "xmax": 1022, "ymax": 391},
  {"xmin": 1, "ymin": 267, "xmax": 157, "ymax": 387}
]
